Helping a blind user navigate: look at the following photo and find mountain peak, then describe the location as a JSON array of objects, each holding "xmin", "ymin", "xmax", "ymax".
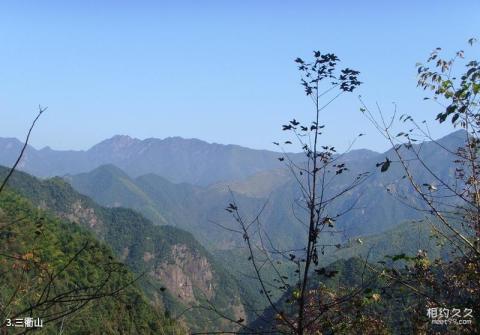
[
  {"xmin": 107, "ymin": 134, "xmax": 136, "ymax": 143},
  {"xmin": 89, "ymin": 135, "xmax": 140, "ymax": 152}
]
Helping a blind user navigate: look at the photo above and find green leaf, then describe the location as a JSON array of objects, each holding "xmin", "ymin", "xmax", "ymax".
[{"xmin": 473, "ymin": 83, "xmax": 480, "ymax": 94}]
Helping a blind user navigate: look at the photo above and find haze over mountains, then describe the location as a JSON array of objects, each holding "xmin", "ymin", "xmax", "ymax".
[
  {"xmin": 0, "ymin": 135, "xmax": 304, "ymax": 185},
  {"xmin": 0, "ymin": 130, "xmax": 466, "ymax": 250}
]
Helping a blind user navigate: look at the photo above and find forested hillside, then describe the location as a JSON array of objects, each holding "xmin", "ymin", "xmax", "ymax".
[
  {"xmin": 0, "ymin": 190, "xmax": 183, "ymax": 334},
  {"xmin": 0, "ymin": 167, "xmax": 248, "ymax": 333}
]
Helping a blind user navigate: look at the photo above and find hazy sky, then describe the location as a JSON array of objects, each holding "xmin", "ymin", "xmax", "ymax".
[{"xmin": 1, "ymin": 1, "xmax": 479, "ymax": 152}]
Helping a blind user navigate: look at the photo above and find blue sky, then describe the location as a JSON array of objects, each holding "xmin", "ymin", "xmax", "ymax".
[{"xmin": 1, "ymin": 1, "xmax": 479, "ymax": 152}]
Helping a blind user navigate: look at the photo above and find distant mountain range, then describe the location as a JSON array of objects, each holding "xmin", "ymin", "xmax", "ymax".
[
  {"xmin": 0, "ymin": 135, "xmax": 306, "ymax": 185},
  {"xmin": 53, "ymin": 131, "xmax": 465, "ymax": 250},
  {"xmin": 1, "ymin": 131, "xmax": 466, "ymax": 250}
]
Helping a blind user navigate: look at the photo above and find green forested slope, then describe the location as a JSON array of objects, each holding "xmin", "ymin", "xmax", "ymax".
[
  {"xmin": 0, "ymin": 166, "xmax": 246, "ymax": 333},
  {"xmin": 0, "ymin": 190, "xmax": 183, "ymax": 334}
]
